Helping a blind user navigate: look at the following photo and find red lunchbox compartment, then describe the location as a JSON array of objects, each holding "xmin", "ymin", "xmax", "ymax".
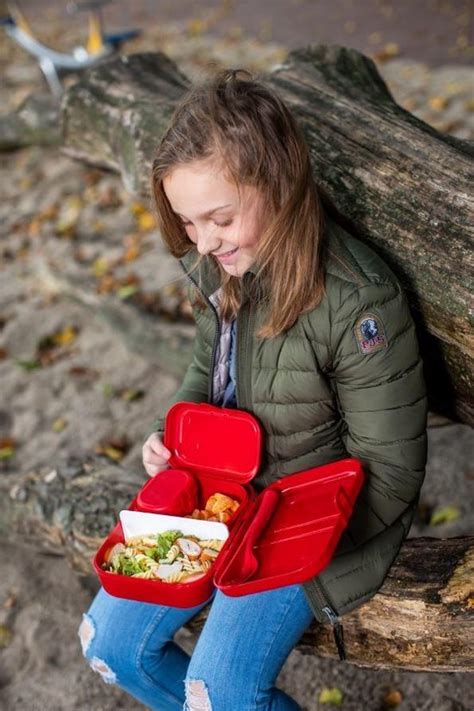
[
  {"xmin": 212, "ymin": 458, "xmax": 364, "ymax": 596},
  {"xmin": 93, "ymin": 402, "xmax": 262, "ymax": 606},
  {"xmin": 136, "ymin": 469, "xmax": 198, "ymax": 515},
  {"xmin": 93, "ymin": 402, "xmax": 364, "ymax": 606},
  {"xmin": 94, "ymin": 515, "xmax": 232, "ymax": 607}
]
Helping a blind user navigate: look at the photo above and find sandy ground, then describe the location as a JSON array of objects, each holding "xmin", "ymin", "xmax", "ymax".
[{"xmin": 0, "ymin": 9, "xmax": 473, "ymax": 711}]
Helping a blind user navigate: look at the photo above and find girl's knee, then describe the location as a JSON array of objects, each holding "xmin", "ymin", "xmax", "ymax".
[
  {"xmin": 78, "ymin": 613, "xmax": 117, "ymax": 685},
  {"xmin": 184, "ymin": 678, "xmax": 213, "ymax": 711},
  {"xmin": 184, "ymin": 664, "xmax": 246, "ymax": 711}
]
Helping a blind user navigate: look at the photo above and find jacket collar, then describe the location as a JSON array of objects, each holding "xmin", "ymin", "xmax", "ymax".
[{"xmin": 178, "ymin": 246, "xmax": 260, "ymax": 299}]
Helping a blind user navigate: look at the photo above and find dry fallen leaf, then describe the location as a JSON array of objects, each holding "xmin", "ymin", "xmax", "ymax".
[
  {"xmin": 2, "ymin": 593, "xmax": 17, "ymax": 610},
  {"xmin": 96, "ymin": 274, "xmax": 118, "ymax": 294},
  {"xmin": 95, "ymin": 437, "xmax": 130, "ymax": 462},
  {"xmin": 130, "ymin": 201, "xmax": 156, "ymax": 231},
  {"xmin": 382, "ymin": 688, "xmax": 403, "ymax": 708},
  {"xmin": 374, "ymin": 42, "xmax": 400, "ymax": 62},
  {"xmin": 117, "ymin": 284, "xmax": 139, "ymax": 300},
  {"xmin": 429, "ymin": 505, "xmax": 460, "ymax": 526},
  {"xmin": 0, "ymin": 437, "xmax": 16, "ymax": 460},
  {"xmin": 91, "ymin": 256, "xmax": 110, "ymax": 278},
  {"xmin": 121, "ymin": 233, "xmax": 142, "ymax": 263},
  {"xmin": 119, "ymin": 388, "xmax": 145, "ymax": 402},
  {"xmin": 52, "ymin": 417, "xmax": 68, "ymax": 432},
  {"xmin": 130, "ymin": 201, "xmax": 147, "ymax": 216},
  {"xmin": 103, "ymin": 446, "xmax": 123, "ymax": 461},
  {"xmin": 428, "ymin": 96, "xmax": 450, "ymax": 111},
  {"xmin": 52, "ymin": 325, "xmax": 78, "ymax": 347},
  {"xmin": 114, "ymin": 274, "xmax": 141, "ymax": 300},
  {"xmin": 319, "ymin": 687, "xmax": 343, "ymax": 706},
  {"xmin": 137, "ymin": 210, "xmax": 156, "ymax": 232},
  {"xmin": 36, "ymin": 326, "xmax": 80, "ymax": 366}
]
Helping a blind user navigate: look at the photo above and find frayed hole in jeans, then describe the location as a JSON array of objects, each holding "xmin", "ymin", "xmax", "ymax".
[
  {"xmin": 89, "ymin": 656, "xmax": 117, "ymax": 685},
  {"xmin": 78, "ymin": 614, "xmax": 95, "ymax": 656},
  {"xmin": 184, "ymin": 678, "xmax": 212, "ymax": 710}
]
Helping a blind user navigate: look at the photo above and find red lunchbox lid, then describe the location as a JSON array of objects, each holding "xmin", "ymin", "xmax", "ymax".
[
  {"xmin": 213, "ymin": 457, "xmax": 365, "ymax": 596},
  {"xmin": 163, "ymin": 402, "xmax": 263, "ymax": 484}
]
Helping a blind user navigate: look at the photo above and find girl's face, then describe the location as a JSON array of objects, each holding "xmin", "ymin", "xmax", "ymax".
[{"xmin": 163, "ymin": 161, "xmax": 267, "ymax": 277}]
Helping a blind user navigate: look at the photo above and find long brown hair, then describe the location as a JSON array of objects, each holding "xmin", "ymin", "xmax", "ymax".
[{"xmin": 151, "ymin": 67, "xmax": 326, "ymax": 339}]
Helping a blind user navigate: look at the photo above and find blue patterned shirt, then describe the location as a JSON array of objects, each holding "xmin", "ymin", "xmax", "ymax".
[{"xmin": 221, "ymin": 318, "xmax": 237, "ymax": 407}]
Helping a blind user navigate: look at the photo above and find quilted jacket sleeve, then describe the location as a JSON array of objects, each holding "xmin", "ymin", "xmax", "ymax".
[
  {"xmin": 145, "ymin": 304, "xmax": 210, "ymax": 439},
  {"xmin": 328, "ymin": 278, "xmax": 428, "ymax": 546}
]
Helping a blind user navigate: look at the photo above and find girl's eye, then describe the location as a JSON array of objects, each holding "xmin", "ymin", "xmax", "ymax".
[{"xmin": 180, "ymin": 220, "xmax": 232, "ymax": 228}]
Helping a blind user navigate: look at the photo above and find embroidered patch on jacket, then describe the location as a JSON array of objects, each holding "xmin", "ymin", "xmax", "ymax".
[{"xmin": 354, "ymin": 312, "xmax": 388, "ymax": 355}]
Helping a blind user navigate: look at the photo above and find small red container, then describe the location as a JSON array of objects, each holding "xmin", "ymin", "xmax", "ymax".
[
  {"xmin": 137, "ymin": 469, "xmax": 198, "ymax": 515},
  {"xmin": 94, "ymin": 402, "xmax": 364, "ymax": 607}
]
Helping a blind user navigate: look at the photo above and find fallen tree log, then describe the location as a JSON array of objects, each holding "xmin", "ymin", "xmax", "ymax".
[
  {"xmin": 1, "ymin": 455, "xmax": 472, "ymax": 672},
  {"xmin": 60, "ymin": 46, "xmax": 474, "ymax": 426},
  {"xmin": 0, "ymin": 93, "xmax": 61, "ymax": 150}
]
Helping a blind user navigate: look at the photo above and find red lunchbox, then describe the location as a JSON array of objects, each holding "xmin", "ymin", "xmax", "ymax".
[{"xmin": 93, "ymin": 401, "xmax": 364, "ymax": 606}]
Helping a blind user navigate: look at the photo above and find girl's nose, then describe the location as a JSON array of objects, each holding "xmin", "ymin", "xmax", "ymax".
[{"xmin": 196, "ymin": 226, "xmax": 220, "ymax": 256}]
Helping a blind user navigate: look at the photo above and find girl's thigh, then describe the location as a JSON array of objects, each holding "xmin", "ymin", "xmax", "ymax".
[
  {"xmin": 79, "ymin": 585, "xmax": 215, "ymax": 682},
  {"xmin": 184, "ymin": 584, "xmax": 314, "ymax": 711}
]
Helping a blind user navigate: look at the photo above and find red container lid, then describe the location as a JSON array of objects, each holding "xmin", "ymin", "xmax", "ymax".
[
  {"xmin": 137, "ymin": 469, "xmax": 198, "ymax": 515},
  {"xmin": 164, "ymin": 402, "xmax": 263, "ymax": 484},
  {"xmin": 213, "ymin": 457, "xmax": 365, "ymax": 596}
]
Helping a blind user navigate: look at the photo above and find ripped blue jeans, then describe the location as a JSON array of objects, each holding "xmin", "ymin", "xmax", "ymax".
[{"xmin": 79, "ymin": 583, "xmax": 315, "ymax": 710}]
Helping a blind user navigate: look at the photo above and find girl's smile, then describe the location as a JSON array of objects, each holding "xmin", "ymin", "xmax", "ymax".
[{"xmin": 213, "ymin": 246, "xmax": 239, "ymax": 263}]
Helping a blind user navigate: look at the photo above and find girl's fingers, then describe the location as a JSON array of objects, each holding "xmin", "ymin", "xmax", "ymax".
[
  {"xmin": 144, "ymin": 462, "xmax": 170, "ymax": 477},
  {"xmin": 142, "ymin": 434, "xmax": 172, "ymax": 477},
  {"xmin": 143, "ymin": 449, "xmax": 171, "ymax": 464},
  {"xmin": 143, "ymin": 439, "xmax": 171, "ymax": 460}
]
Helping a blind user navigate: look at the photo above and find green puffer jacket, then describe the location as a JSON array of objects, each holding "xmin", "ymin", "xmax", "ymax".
[{"xmin": 148, "ymin": 215, "xmax": 428, "ymax": 656}]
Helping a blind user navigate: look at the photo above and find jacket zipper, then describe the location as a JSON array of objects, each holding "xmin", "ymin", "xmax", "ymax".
[
  {"xmin": 178, "ymin": 260, "xmax": 220, "ymax": 404},
  {"xmin": 235, "ymin": 298, "xmax": 254, "ymax": 410},
  {"xmin": 311, "ymin": 579, "xmax": 346, "ymax": 661}
]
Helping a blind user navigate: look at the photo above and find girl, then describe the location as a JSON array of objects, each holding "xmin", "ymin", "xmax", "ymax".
[{"xmin": 79, "ymin": 68, "xmax": 428, "ymax": 710}]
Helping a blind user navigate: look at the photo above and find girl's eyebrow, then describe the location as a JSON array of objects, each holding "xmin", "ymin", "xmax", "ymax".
[{"xmin": 175, "ymin": 204, "xmax": 232, "ymax": 219}]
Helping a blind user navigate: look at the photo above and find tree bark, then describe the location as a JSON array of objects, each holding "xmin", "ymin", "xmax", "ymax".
[
  {"xmin": 2, "ymin": 455, "xmax": 472, "ymax": 672},
  {"xmin": 60, "ymin": 46, "xmax": 474, "ymax": 426}
]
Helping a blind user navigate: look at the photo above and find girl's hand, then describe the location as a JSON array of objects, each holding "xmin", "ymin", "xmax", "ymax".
[{"xmin": 142, "ymin": 432, "xmax": 172, "ymax": 477}]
